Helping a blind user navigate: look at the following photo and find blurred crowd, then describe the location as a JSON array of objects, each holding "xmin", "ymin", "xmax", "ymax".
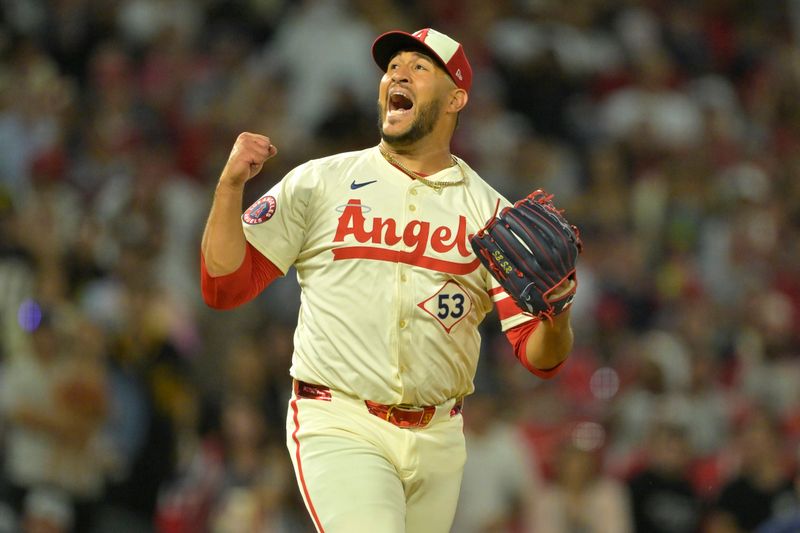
[{"xmin": 1, "ymin": 0, "xmax": 800, "ymax": 532}]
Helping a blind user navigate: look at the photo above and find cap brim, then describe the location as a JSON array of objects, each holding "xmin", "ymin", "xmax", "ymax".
[{"xmin": 371, "ymin": 31, "xmax": 448, "ymax": 74}]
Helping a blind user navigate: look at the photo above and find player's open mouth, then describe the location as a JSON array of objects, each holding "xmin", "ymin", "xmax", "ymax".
[{"xmin": 387, "ymin": 89, "xmax": 414, "ymax": 117}]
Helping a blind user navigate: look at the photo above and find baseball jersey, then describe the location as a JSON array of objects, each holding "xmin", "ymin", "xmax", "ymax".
[{"xmin": 243, "ymin": 146, "xmax": 533, "ymax": 406}]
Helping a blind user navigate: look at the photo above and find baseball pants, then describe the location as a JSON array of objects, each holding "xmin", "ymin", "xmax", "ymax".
[{"xmin": 285, "ymin": 382, "xmax": 466, "ymax": 533}]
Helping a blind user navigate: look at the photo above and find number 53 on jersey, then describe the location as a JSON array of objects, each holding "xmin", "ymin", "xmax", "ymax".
[{"xmin": 418, "ymin": 280, "xmax": 474, "ymax": 333}]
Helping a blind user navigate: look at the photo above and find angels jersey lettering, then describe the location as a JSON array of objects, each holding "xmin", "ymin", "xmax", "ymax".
[
  {"xmin": 331, "ymin": 200, "xmax": 480, "ymax": 275},
  {"xmin": 243, "ymin": 147, "xmax": 532, "ymax": 405}
]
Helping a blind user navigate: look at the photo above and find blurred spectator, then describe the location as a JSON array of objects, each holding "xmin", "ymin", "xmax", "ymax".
[
  {"xmin": 0, "ymin": 308, "xmax": 109, "ymax": 533},
  {"xmin": 457, "ymin": 75, "xmax": 532, "ymax": 198},
  {"xmin": 217, "ymin": 329, "xmax": 290, "ymax": 433},
  {"xmin": 599, "ymin": 49, "xmax": 703, "ymax": 151},
  {"xmin": 155, "ymin": 382, "xmax": 223, "ymax": 533},
  {"xmin": 256, "ymin": 0, "xmax": 377, "ymax": 143},
  {"xmin": 606, "ymin": 330, "xmax": 691, "ymax": 473},
  {"xmin": 21, "ymin": 487, "xmax": 74, "ymax": 533},
  {"xmin": 93, "ymin": 339, "xmax": 151, "ymax": 532},
  {"xmin": 451, "ymin": 390, "xmax": 542, "ymax": 533},
  {"xmin": 627, "ymin": 422, "xmax": 703, "ymax": 533},
  {"xmin": 707, "ymin": 409, "xmax": 798, "ymax": 533},
  {"xmin": 682, "ymin": 350, "xmax": 733, "ymax": 456},
  {"xmin": 532, "ymin": 441, "xmax": 632, "ymax": 533},
  {"xmin": 755, "ymin": 444, "xmax": 800, "ymax": 533},
  {"xmin": 97, "ymin": 277, "xmax": 184, "ymax": 529},
  {"xmin": 0, "ymin": 39, "xmax": 73, "ymax": 204},
  {"xmin": 208, "ymin": 395, "xmax": 296, "ymax": 533},
  {"xmin": 0, "ymin": 191, "xmax": 35, "ymax": 344}
]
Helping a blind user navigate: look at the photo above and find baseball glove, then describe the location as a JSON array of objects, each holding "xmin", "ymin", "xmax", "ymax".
[{"xmin": 471, "ymin": 190, "xmax": 582, "ymax": 321}]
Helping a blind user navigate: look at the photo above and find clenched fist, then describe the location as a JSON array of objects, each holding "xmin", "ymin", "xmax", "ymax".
[{"xmin": 220, "ymin": 132, "xmax": 278, "ymax": 187}]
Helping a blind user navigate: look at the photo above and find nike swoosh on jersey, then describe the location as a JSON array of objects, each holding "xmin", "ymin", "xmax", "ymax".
[{"xmin": 350, "ymin": 179, "xmax": 378, "ymax": 190}]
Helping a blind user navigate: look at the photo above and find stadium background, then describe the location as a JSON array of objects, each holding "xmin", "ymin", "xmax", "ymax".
[{"xmin": 1, "ymin": 0, "xmax": 799, "ymax": 531}]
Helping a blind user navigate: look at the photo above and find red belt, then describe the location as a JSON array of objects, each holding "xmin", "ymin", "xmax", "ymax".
[{"xmin": 293, "ymin": 380, "xmax": 463, "ymax": 429}]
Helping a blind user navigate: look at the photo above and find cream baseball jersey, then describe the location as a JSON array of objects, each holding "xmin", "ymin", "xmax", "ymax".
[{"xmin": 243, "ymin": 146, "xmax": 533, "ymax": 406}]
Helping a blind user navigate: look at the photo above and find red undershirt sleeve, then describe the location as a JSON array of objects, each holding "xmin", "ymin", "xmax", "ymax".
[
  {"xmin": 200, "ymin": 242, "xmax": 283, "ymax": 309},
  {"xmin": 505, "ymin": 320, "xmax": 565, "ymax": 379}
]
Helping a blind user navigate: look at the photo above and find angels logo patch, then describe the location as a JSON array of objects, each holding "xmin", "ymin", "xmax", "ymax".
[{"xmin": 243, "ymin": 195, "xmax": 277, "ymax": 224}]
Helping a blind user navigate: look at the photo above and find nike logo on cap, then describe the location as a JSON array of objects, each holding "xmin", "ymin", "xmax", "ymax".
[{"xmin": 351, "ymin": 179, "xmax": 378, "ymax": 190}]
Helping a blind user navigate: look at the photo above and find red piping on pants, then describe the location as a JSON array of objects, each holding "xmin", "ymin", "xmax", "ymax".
[{"xmin": 291, "ymin": 398, "xmax": 325, "ymax": 532}]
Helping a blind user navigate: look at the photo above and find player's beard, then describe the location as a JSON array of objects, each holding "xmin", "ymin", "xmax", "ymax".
[{"xmin": 378, "ymin": 98, "xmax": 443, "ymax": 147}]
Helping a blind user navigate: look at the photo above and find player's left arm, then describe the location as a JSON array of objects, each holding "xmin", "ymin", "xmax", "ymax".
[
  {"xmin": 474, "ymin": 189, "xmax": 582, "ymax": 378},
  {"xmin": 522, "ymin": 278, "xmax": 575, "ymax": 370},
  {"xmin": 503, "ymin": 278, "xmax": 574, "ymax": 379}
]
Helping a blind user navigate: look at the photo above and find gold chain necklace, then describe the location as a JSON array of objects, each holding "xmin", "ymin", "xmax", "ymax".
[{"xmin": 378, "ymin": 145, "xmax": 465, "ymax": 192}]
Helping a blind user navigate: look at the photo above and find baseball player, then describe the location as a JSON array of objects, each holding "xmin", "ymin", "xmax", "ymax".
[{"xmin": 200, "ymin": 28, "xmax": 578, "ymax": 533}]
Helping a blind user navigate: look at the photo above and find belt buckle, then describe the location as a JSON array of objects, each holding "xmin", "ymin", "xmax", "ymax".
[{"xmin": 390, "ymin": 404, "xmax": 425, "ymax": 427}]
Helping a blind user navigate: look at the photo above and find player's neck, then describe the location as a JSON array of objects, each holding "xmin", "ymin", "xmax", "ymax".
[{"xmin": 379, "ymin": 141, "xmax": 454, "ymax": 175}]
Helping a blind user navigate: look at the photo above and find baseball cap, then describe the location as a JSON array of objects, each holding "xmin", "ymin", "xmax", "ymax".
[{"xmin": 372, "ymin": 28, "xmax": 473, "ymax": 93}]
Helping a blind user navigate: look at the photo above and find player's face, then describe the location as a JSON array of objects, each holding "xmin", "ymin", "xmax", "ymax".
[{"xmin": 377, "ymin": 50, "xmax": 453, "ymax": 146}]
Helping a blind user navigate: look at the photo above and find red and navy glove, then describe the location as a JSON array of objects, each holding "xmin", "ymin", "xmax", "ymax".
[{"xmin": 471, "ymin": 190, "xmax": 583, "ymax": 321}]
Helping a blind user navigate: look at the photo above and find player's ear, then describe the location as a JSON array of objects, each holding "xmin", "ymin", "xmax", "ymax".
[{"xmin": 448, "ymin": 89, "xmax": 468, "ymax": 114}]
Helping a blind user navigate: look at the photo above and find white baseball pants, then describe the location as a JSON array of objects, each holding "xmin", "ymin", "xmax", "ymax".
[{"xmin": 285, "ymin": 386, "xmax": 466, "ymax": 533}]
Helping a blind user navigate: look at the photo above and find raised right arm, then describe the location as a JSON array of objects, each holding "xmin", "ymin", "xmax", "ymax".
[{"xmin": 201, "ymin": 132, "xmax": 278, "ymax": 276}]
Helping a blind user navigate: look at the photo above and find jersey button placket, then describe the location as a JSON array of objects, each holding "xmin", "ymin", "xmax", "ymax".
[{"xmin": 397, "ymin": 183, "xmax": 419, "ymax": 391}]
